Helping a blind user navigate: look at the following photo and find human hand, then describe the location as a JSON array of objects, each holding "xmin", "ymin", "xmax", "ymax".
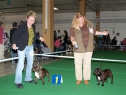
[
  {"xmin": 12, "ymin": 44, "xmax": 17, "ymax": 50},
  {"xmin": 103, "ymin": 30, "xmax": 108, "ymax": 35},
  {"xmin": 73, "ymin": 41, "xmax": 77, "ymax": 45},
  {"xmin": 39, "ymin": 37, "xmax": 44, "ymax": 42},
  {"xmin": 73, "ymin": 41, "xmax": 78, "ymax": 48}
]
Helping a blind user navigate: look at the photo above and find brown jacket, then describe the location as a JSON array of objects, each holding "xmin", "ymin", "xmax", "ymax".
[{"xmin": 73, "ymin": 28, "xmax": 94, "ymax": 53}]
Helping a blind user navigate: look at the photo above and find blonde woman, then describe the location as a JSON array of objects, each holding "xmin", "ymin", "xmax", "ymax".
[
  {"xmin": 70, "ymin": 12, "xmax": 108, "ymax": 85},
  {"xmin": 12, "ymin": 10, "xmax": 44, "ymax": 88}
]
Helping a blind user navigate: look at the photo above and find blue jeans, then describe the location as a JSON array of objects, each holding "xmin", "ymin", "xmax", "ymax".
[
  {"xmin": 15, "ymin": 45, "xmax": 34, "ymax": 84},
  {"xmin": 11, "ymin": 48, "xmax": 17, "ymax": 64}
]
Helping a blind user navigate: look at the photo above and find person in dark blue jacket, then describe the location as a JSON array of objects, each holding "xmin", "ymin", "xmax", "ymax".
[{"xmin": 12, "ymin": 10, "xmax": 44, "ymax": 88}]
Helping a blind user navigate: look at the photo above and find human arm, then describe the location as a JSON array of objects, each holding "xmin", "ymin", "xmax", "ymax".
[
  {"xmin": 35, "ymin": 34, "xmax": 44, "ymax": 42},
  {"xmin": 33, "ymin": 24, "xmax": 44, "ymax": 42},
  {"xmin": 70, "ymin": 37, "xmax": 77, "ymax": 45},
  {"xmin": 95, "ymin": 30, "xmax": 108, "ymax": 35},
  {"xmin": 70, "ymin": 27, "xmax": 77, "ymax": 45}
]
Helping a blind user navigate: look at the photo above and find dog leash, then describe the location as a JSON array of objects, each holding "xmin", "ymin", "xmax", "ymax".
[{"xmin": 100, "ymin": 35, "xmax": 107, "ymax": 69}]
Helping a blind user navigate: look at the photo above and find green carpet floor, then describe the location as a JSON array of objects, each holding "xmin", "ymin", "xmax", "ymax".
[
  {"xmin": 0, "ymin": 50, "xmax": 126, "ymax": 95},
  {"xmin": 92, "ymin": 50, "xmax": 126, "ymax": 60}
]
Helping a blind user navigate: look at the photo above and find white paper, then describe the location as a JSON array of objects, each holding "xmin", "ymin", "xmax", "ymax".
[{"xmin": 89, "ymin": 28, "xmax": 93, "ymax": 33}]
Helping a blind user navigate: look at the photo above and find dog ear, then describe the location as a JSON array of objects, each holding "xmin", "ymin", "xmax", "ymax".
[
  {"xmin": 37, "ymin": 66, "xmax": 39, "ymax": 69},
  {"xmin": 32, "ymin": 67, "xmax": 34, "ymax": 72},
  {"xmin": 98, "ymin": 68, "xmax": 101, "ymax": 70},
  {"xmin": 99, "ymin": 68, "xmax": 102, "ymax": 70},
  {"xmin": 32, "ymin": 63, "xmax": 36, "ymax": 67},
  {"xmin": 99, "ymin": 68, "xmax": 103, "ymax": 72},
  {"xmin": 32, "ymin": 64, "xmax": 34, "ymax": 68},
  {"xmin": 39, "ymin": 66, "xmax": 42, "ymax": 69}
]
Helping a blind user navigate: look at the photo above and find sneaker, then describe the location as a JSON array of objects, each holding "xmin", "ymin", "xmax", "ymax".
[
  {"xmin": 25, "ymin": 80, "xmax": 35, "ymax": 83},
  {"xmin": 15, "ymin": 83, "xmax": 23, "ymax": 88}
]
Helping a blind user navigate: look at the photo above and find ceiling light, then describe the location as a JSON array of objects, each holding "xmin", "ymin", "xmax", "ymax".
[
  {"xmin": 54, "ymin": 7, "xmax": 59, "ymax": 10},
  {"xmin": 0, "ymin": 12, "xmax": 2, "ymax": 13}
]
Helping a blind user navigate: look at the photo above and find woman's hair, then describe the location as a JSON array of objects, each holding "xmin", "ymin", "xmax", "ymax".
[
  {"xmin": 26, "ymin": 10, "xmax": 37, "ymax": 19},
  {"xmin": 71, "ymin": 12, "xmax": 93, "ymax": 30}
]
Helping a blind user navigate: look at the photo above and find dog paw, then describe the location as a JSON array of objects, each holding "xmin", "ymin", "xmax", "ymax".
[
  {"xmin": 101, "ymin": 84, "xmax": 104, "ymax": 86},
  {"xmin": 35, "ymin": 82, "xmax": 37, "ymax": 84}
]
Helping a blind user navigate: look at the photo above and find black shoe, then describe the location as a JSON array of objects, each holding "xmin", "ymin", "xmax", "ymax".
[
  {"xmin": 25, "ymin": 80, "xmax": 35, "ymax": 83},
  {"xmin": 15, "ymin": 83, "xmax": 23, "ymax": 88}
]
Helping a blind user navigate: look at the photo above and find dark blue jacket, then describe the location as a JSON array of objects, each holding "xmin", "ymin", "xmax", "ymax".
[{"xmin": 12, "ymin": 21, "xmax": 40, "ymax": 51}]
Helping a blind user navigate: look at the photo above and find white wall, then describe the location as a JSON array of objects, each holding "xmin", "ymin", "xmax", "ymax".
[
  {"xmin": 100, "ymin": 11, "xmax": 126, "ymax": 45},
  {"xmin": 0, "ymin": 14, "xmax": 42, "ymax": 36},
  {"xmin": 0, "ymin": 11, "xmax": 126, "ymax": 45}
]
